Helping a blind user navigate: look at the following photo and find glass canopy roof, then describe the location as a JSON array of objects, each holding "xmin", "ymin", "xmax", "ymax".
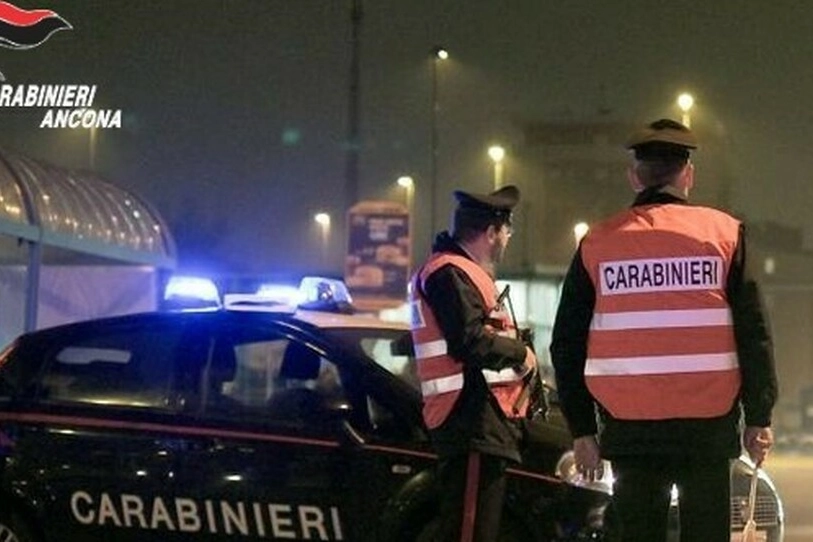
[{"xmin": 0, "ymin": 147, "xmax": 176, "ymax": 268}]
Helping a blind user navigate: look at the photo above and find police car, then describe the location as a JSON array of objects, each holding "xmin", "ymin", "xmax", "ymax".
[
  {"xmin": 0, "ymin": 279, "xmax": 612, "ymax": 542},
  {"xmin": 0, "ymin": 278, "xmax": 784, "ymax": 542}
]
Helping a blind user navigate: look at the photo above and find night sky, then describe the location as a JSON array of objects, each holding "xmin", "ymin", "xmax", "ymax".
[{"xmin": 1, "ymin": 1, "xmax": 811, "ymax": 278}]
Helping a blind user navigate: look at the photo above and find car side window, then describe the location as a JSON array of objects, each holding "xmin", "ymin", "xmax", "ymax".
[
  {"xmin": 361, "ymin": 334, "xmax": 419, "ymax": 391},
  {"xmin": 38, "ymin": 323, "xmax": 179, "ymax": 409},
  {"xmin": 265, "ymin": 342, "xmax": 346, "ymax": 421},
  {"xmin": 203, "ymin": 333, "xmax": 346, "ymax": 425},
  {"xmin": 364, "ymin": 394, "xmax": 426, "ymax": 443}
]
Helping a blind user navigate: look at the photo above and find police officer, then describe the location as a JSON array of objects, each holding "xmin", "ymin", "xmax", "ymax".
[
  {"xmin": 409, "ymin": 185, "xmax": 538, "ymax": 542},
  {"xmin": 550, "ymin": 119, "xmax": 778, "ymax": 542}
]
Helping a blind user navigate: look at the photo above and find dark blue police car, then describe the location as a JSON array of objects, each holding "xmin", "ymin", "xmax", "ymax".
[{"xmin": 0, "ymin": 286, "xmax": 612, "ymax": 542}]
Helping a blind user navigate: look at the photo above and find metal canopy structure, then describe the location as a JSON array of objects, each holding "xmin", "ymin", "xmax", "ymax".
[{"xmin": 0, "ymin": 146, "xmax": 177, "ymax": 331}]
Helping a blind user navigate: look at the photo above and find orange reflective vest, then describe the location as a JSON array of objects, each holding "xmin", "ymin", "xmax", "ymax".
[
  {"xmin": 409, "ymin": 253, "xmax": 532, "ymax": 429},
  {"xmin": 581, "ymin": 204, "xmax": 742, "ymax": 420}
]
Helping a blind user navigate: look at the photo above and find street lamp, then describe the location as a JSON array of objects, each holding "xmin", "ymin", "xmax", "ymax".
[
  {"xmin": 397, "ymin": 175, "xmax": 415, "ymax": 210},
  {"xmin": 573, "ymin": 221, "xmax": 589, "ymax": 247},
  {"xmin": 430, "ymin": 45, "xmax": 448, "ymax": 239},
  {"xmin": 487, "ymin": 145, "xmax": 505, "ymax": 190},
  {"xmin": 314, "ymin": 212, "xmax": 331, "ymax": 265},
  {"xmin": 677, "ymin": 92, "xmax": 694, "ymax": 128}
]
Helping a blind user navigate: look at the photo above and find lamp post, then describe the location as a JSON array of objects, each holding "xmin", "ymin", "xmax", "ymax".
[
  {"xmin": 429, "ymin": 45, "xmax": 448, "ymax": 239},
  {"xmin": 88, "ymin": 124, "xmax": 98, "ymax": 170},
  {"xmin": 314, "ymin": 212, "xmax": 331, "ymax": 266},
  {"xmin": 397, "ymin": 175, "xmax": 415, "ymax": 271},
  {"xmin": 487, "ymin": 145, "xmax": 505, "ymax": 190},
  {"xmin": 677, "ymin": 92, "xmax": 694, "ymax": 128}
]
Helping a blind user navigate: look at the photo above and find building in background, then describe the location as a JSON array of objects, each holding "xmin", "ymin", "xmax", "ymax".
[{"xmin": 748, "ymin": 223, "xmax": 813, "ymax": 432}]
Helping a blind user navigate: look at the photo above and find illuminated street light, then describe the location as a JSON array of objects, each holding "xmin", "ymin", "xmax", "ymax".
[
  {"xmin": 314, "ymin": 212, "xmax": 331, "ymax": 227},
  {"xmin": 430, "ymin": 45, "xmax": 448, "ymax": 240},
  {"xmin": 314, "ymin": 212, "xmax": 331, "ymax": 265},
  {"xmin": 397, "ymin": 175, "xmax": 415, "ymax": 228},
  {"xmin": 488, "ymin": 145, "xmax": 505, "ymax": 190},
  {"xmin": 677, "ymin": 92, "xmax": 694, "ymax": 128},
  {"xmin": 397, "ymin": 175, "xmax": 415, "ymax": 208},
  {"xmin": 573, "ymin": 221, "xmax": 589, "ymax": 247}
]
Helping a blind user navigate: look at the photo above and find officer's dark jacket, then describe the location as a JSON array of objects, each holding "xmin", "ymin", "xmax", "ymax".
[
  {"xmin": 419, "ymin": 232, "xmax": 527, "ymax": 462},
  {"xmin": 550, "ymin": 188, "xmax": 778, "ymax": 458}
]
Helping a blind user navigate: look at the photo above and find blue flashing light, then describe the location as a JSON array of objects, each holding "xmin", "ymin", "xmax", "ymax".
[
  {"xmin": 298, "ymin": 277, "xmax": 352, "ymax": 304},
  {"xmin": 298, "ymin": 276, "xmax": 354, "ymax": 313},
  {"xmin": 222, "ymin": 277, "xmax": 355, "ymax": 314},
  {"xmin": 255, "ymin": 283, "xmax": 304, "ymax": 306},
  {"xmin": 163, "ymin": 276, "xmax": 221, "ymax": 311}
]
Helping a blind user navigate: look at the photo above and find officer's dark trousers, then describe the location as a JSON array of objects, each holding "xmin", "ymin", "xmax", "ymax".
[
  {"xmin": 609, "ymin": 456, "xmax": 731, "ymax": 542},
  {"xmin": 433, "ymin": 451, "xmax": 508, "ymax": 542}
]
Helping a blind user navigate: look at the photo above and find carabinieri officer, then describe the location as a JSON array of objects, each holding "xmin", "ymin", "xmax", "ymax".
[
  {"xmin": 550, "ymin": 118, "xmax": 778, "ymax": 542},
  {"xmin": 410, "ymin": 185, "xmax": 538, "ymax": 542}
]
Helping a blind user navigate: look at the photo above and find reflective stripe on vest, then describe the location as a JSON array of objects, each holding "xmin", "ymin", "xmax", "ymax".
[
  {"xmin": 590, "ymin": 308, "xmax": 732, "ymax": 331},
  {"xmin": 585, "ymin": 352, "xmax": 738, "ymax": 376},
  {"xmin": 409, "ymin": 252, "xmax": 529, "ymax": 428},
  {"xmin": 581, "ymin": 205, "xmax": 742, "ymax": 420},
  {"xmin": 414, "ymin": 339, "xmax": 448, "ymax": 359},
  {"xmin": 422, "ymin": 367, "xmax": 525, "ymax": 397}
]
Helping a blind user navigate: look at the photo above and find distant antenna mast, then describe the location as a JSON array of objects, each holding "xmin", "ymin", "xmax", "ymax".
[{"xmin": 344, "ymin": 0, "xmax": 363, "ymax": 210}]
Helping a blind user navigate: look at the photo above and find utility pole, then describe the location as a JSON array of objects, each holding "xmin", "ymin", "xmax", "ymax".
[{"xmin": 344, "ymin": 0, "xmax": 363, "ymax": 211}]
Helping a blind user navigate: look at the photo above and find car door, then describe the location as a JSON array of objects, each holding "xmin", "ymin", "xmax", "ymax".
[
  {"xmin": 6, "ymin": 317, "xmax": 189, "ymax": 542},
  {"xmin": 169, "ymin": 320, "xmax": 360, "ymax": 541},
  {"xmin": 330, "ymin": 330, "xmax": 439, "ymax": 541}
]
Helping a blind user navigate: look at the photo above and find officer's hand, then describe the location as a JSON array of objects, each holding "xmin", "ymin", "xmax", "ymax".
[
  {"xmin": 573, "ymin": 435, "xmax": 603, "ymax": 481},
  {"xmin": 743, "ymin": 426, "xmax": 774, "ymax": 466}
]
